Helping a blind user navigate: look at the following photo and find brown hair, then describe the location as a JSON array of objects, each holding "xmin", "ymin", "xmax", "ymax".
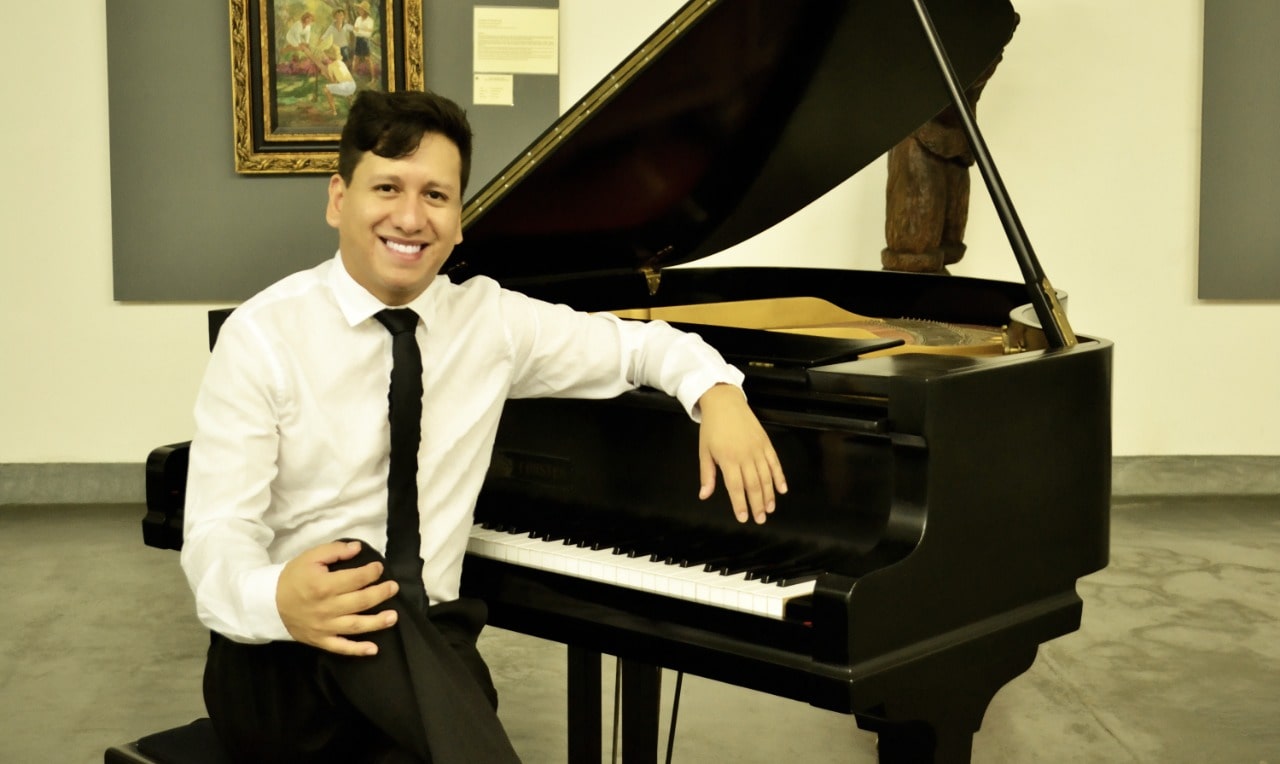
[{"xmin": 336, "ymin": 90, "xmax": 474, "ymax": 192}]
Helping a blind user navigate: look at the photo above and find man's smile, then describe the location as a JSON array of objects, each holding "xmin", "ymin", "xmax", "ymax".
[{"xmin": 382, "ymin": 238, "xmax": 425, "ymax": 257}]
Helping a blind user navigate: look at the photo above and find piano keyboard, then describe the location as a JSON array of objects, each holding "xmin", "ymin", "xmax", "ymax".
[{"xmin": 467, "ymin": 523, "xmax": 817, "ymax": 619}]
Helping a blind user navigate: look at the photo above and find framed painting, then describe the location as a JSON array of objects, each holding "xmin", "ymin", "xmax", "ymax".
[{"xmin": 230, "ymin": 0, "xmax": 424, "ymax": 174}]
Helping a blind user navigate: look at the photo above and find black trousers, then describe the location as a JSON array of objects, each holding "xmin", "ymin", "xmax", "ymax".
[{"xmin": 203, "ymin": 541, "xmax": 522, "ymax": 764}]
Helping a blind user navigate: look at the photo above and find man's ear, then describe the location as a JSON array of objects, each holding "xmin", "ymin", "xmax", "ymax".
[{"xmin": 325, "ymin": 174, "xmax": 346, "ymax": 229}]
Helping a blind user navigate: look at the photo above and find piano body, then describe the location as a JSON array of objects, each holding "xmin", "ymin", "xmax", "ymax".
[{"xmin": 143, "ymin": 0, "xmax": 1111, "ymax": 761}]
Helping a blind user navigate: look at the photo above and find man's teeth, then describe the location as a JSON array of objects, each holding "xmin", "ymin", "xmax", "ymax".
[{"xmin": 384, "ymin": 240, "xmax": 423, "ymax": 254}]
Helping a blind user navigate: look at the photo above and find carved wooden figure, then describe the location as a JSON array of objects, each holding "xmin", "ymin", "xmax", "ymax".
[{"xmin": 882, "ymin": 14, "xmax": 1018, "ymax": 273}]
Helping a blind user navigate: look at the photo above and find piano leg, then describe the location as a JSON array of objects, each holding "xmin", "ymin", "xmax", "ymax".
[
  {"xmin": 850, "ymin": 629, "xmax": 1050, "ymax": 763},
  {"xmin": 567, "ymin": 646, "xmax": 602, "ymax": 764},
  {"xmin": 620, "ymin": 659, "xmax": 661, "ymax": 762},
  {"xmin": 861, "ymin": 718, "xmax": 974, "ymax": 764},
  {"xmin": 565, "ymin": 649, "xmax": 662, "ymax": 763}
]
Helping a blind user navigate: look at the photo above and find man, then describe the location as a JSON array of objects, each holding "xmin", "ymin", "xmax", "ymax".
[
  {"xmin": 324, "ymin": 8, "xmax": 355, "ymax": 65},
  {"xmin": 181, "ymin": 89, "xmax": 787, "ymax": 763},
  {"xmin": 283, "ymin": 10, "xmax": 315, "ymax": 57},
  {"xmin": 351, "ymin": 2, "xmax": 377, "ymax": 82},
  {"xmin": 321, "ymin": 46, "xmax": 357, "ymax": 116}
]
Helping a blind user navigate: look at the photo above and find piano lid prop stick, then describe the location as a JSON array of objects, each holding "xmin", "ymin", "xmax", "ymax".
[{"xmin": 908, "ymin": 0, "xmax": 1077, "ymax": 350}]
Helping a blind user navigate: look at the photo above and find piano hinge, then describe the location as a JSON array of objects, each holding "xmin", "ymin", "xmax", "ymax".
[{"xmin": 640, "ymin": 264, "xmax": 662, "ymax": 296}]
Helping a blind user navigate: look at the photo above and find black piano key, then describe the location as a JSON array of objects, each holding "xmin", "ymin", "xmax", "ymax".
[
  {"xmin": 700, "ymin": 545, "xmax": 766, "ymax": 573},
  {"xmin": 773, "ymin": 572, "xmax": 822, "ymax": 587},
  {"xmin": 583, "ymin": 522, "xmax": 647, "ymax": 551},
  {"xmin": 718, "ymin": 542, "xmax": 805, "ymax": 576},
  {"xmin": 721, "ymin": 558, "xmax": 786, "ymax": 578},
  {"xmin": 747, "ymin": 559, "xmax": 830, "ymax": 584},
  {"xmin": 639, "ymin": 530, "xmax": 693, "ymax": 560},
  {"xmin": 734, "ymin": 562, "xmax": 783, "ymax": 580},
  {"xmin": 616, "ymin": 527, "xmax": 670, "ymax": 557},
  {"xmin": 573, "ymin": 523, "xmax": 616, "ymax": 543},
  {"xmin": 668, "ymin": 542, "xmax": 729, "ymax": 567},
  {"xmin": 691, "ymin": 533, "xmax": 761, "ymax": 561},
  {"xmin": 689, "ymin": 535, "xmax": 766, "ymax": 572},
  {"xmin": 545, "ymin": 515, "xmax": 648, "ymax": 552},
  {"xmin": 608, "ymin": 534, "xmax": 660, "ymax": 556},
  {"xmin": 752, "ymin": 563, "xmax": 821, "ymax": 583},
  {"xmin": 561, "ymin": 518, "xmax": 609, "ymax": 546},
  {"xmin": 659, "ymin": 537, "xmax": 723, "ymax": 567}
]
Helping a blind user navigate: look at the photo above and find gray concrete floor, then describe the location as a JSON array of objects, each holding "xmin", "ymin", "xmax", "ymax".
[{"xmin": 1, "ymin": 496, "xmax": 1277, "ymax": 763}]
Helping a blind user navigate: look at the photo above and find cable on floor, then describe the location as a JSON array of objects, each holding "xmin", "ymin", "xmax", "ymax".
[
  {"xmin": 611, "ymin": 659, "xmax": 622, "ymax": 764},
  {"xmin": 664, "ymin": 671, "xmax": 684, "ymax": 764},
  {"xmin": 608, "ymin": 664, "xmax": 686, "ymax": 763}
]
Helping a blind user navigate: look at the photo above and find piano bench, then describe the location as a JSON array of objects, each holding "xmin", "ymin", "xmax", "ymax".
[{"xmin": 104, "ymin": 719, "xmax": 232, "ymax": 764}]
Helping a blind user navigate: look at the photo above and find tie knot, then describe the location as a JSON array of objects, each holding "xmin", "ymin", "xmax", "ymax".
[{"xmin": 375, "ymin": 308, "xmax": 419, "ymax": 336}]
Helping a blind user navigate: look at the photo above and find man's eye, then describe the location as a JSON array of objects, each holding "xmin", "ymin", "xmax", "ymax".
[{"xmin": 374, "ymin": 184, "xmax": 398, "ymax": 193}]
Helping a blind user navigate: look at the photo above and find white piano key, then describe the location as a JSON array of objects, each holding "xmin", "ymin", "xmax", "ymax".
[{"xmin": 466, "ymin": 524, "xmax": 815, "ymax": 619}]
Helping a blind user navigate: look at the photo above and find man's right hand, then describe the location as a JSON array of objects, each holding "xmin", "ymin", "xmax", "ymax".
[{"xmin": 276, "ymin": 540, "xmax": 400, "ymax": 656}]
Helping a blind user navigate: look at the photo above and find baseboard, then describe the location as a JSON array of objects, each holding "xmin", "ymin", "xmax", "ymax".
[
  {"xmin": 1, "ymin": 456, "xmax": 1277, "ymax": 505},
  {"xmin": 0, "ymin": 463, "xmax": 143, "ymax": 505},
  {"xmin": 1110, "ymin": 455, "xmax": 1280, "ymax": 497}
]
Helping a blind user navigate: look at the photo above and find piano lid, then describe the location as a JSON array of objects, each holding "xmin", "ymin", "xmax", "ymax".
[{"xmin": 448, "ymin": 0, "xmax": 1018, "ymax": 285}]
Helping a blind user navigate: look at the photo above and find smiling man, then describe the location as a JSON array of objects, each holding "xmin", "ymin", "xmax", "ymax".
[
  {"xmin": 326, "ymin": 116, "xmax": 464, "ymax": 307},
  {"xmin": 181, "ymin": 89, "xmax": 786, "ymax": 763}
]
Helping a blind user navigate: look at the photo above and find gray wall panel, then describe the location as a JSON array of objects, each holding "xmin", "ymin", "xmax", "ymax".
[
  {"xmin": 1198, "ymin": 1, "xmax": 1280, "ymax": 299},
  {"xmin": 108, "ymin": 1, "xmax": 558, "ymax": 302}
]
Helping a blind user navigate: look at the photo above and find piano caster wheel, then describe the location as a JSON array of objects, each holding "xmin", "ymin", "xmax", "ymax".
[{"xmin": 867, "ymin": 718, "xmax": 976, "ymax": 764}]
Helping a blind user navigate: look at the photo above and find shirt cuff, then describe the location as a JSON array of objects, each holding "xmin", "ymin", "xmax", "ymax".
[
  {"xmin": 678, "ymin": 366, "xmax": 746, "ymax": 422},
  {"xmin": 241, "ymin": 562, "xmax": 292, "ymax": 643}
]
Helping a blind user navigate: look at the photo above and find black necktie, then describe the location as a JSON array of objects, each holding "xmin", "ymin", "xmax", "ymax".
[
  {"xmin": 374, "ymin": 308, "xmax": 428, "ymax": 612},
  {"xmin": 365, "ymin": 309, "xmax": 522, "ymax": 763}
]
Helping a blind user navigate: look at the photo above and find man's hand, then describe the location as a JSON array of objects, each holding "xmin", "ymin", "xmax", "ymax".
[
  {"xmin": 697, "ymin": 384, "xmax": 787, "ymax": 524},
  {"xmin": 276, "ymin": 541, "xmax": 400, "ymax": 656}
]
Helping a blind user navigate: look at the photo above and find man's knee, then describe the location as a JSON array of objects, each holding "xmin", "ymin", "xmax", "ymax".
[{"xmin": 329, "ymin": 537, "xmax": 385, "ymax": 572}]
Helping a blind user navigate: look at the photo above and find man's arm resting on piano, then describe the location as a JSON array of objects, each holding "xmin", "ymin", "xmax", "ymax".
[{"xmin": 696, "ymin": 383, "xmax": 787, "ymax": 525}]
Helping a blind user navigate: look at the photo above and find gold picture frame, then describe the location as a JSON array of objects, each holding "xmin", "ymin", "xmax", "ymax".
[{"xmin": 230, "ymin": 0, "xmax": 424, "ymax": 174}]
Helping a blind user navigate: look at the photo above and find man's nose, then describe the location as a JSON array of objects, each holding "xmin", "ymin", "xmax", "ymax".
[{"xmin": 391, "ymin": 195, "xmax": 427, "ymax": 232}]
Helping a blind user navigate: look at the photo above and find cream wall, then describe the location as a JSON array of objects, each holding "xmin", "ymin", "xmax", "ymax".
[{"xmin": 2, "ymin": 0, "xmax": 1274, "ymax": 463}]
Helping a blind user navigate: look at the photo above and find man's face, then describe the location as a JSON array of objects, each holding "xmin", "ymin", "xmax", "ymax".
[{"xmin": 326, "ymin": 132, "xmax": 464, "ymax": 306}]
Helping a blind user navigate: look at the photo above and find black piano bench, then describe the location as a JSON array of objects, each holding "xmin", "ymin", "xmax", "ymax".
[{"xmin": 104, "ymin": 719, "xmax": 232, "ymax": 764}]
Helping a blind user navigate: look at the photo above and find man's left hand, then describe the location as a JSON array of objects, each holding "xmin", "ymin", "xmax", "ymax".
[{"xmin": 696, "ymin": 384, "xmax": 787, "ymax": 524}]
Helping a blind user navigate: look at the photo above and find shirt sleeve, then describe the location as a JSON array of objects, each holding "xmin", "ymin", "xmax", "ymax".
[
  {"xmin": 180, "ymin": 314, "xmax": 293, "ymax": 644},
  {"xmin": 500, "ymin": 290, "xmax": 745, "ymax": 421}
]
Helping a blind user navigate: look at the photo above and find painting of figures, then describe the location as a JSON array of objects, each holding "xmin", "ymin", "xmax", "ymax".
[{"xmin": 231, "ymin": 0, "xmax": 423, "ymax": 174}]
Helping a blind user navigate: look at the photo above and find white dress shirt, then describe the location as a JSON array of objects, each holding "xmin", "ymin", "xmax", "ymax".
[
  {"xmin": 181, "ymin": 253, "xmax": 744, "ymax": 644},
  {"xmin": 353, "ymin": 15, "xmax": 374, "ymax": 41}
]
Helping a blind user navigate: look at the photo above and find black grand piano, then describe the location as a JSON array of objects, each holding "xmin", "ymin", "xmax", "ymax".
[{"xmin": 138, "ymin": 0, "xmax": 1111, "ymax": 762}]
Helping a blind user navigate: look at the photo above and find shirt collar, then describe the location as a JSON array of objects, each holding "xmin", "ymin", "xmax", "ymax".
[{"xmin": 327, "ymin": 250, "xmax": 444, "ymax": 328}]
